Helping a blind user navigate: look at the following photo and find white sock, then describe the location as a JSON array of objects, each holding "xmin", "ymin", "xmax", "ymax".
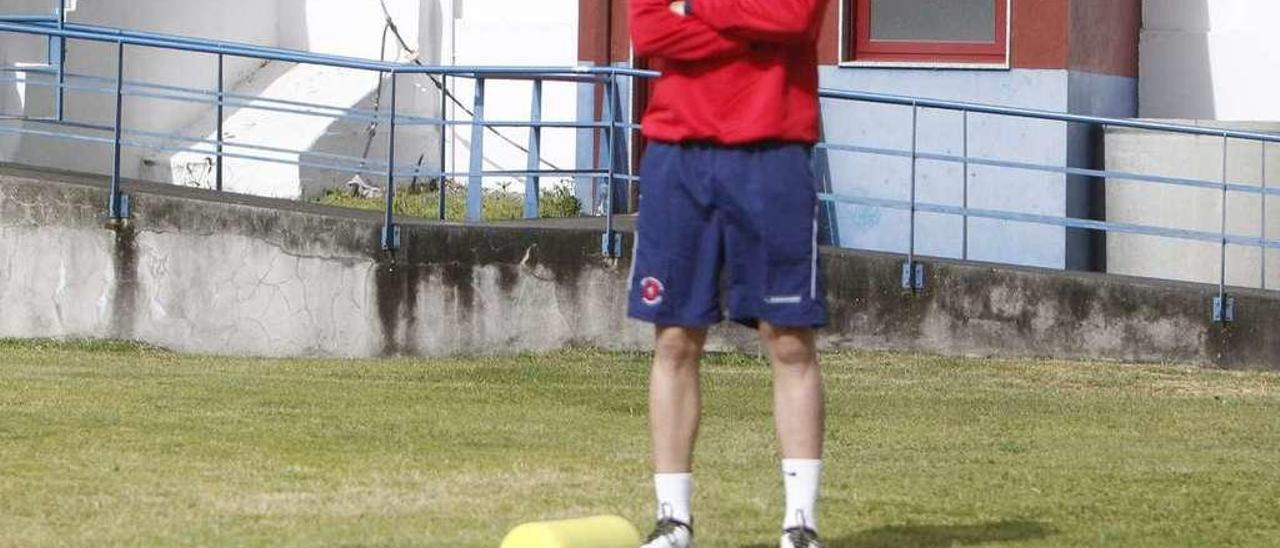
[
  {"xmin": 782, "ymin": 459, "xmax": 821, "ymax": 532},
  {"xmin": 654, "ymin": 473, "xmax": 693, "ymax": 525}
]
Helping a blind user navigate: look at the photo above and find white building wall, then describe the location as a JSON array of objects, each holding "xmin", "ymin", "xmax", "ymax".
[
  {"xmin": 1141, "ymin": 0, "xmax": 1280, "ymax": 121},
  {"xmin": 444, "ymin": 0, "xmax": 580, "ymax": 191},
  {"xmin": 2, "ymin": 0, "xmax": 577, "ymax": 199}
]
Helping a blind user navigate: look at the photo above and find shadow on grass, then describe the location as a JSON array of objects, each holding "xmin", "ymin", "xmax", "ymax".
[{"xmin": 741, "ymin": 520, "xmax": 1054, "ymax": 548}]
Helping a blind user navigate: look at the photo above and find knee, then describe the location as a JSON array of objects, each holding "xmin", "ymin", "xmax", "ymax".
[
  {"xmin": 654, "ymin": 340, "xmax": 700, "ymax": 373},
  {"xmin": 771, "ymin": 343, "xmax": 817, "ymax": 374},
  {"xmin": 762, "ymin": 327, "xmax": 818, "ymax": 374},
  {"xmin": 653, "ymin": 330, "xmax": 703, "ymax": 374}
]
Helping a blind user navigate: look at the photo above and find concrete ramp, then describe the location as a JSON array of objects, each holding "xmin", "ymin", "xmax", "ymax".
[{"xmin": 144, "ymin": 60, "xmax": 388, "ymax": 199}]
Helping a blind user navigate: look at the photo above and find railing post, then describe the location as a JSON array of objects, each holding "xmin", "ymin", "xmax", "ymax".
[
  {"xmin": 215, "ymin": 53, "xmax": 224, "ymax": 192},
  {"xmin": 1214, "ymin": 133, "xmax": 1234, "ymax": 322},
  {"xmin": 467, "ymin": 78, "xmax": 486, "ymax": 223},
  {"xmin": 524, "ymin": 79, "xmax": 543, "ymax": 220},
  {"xmin": 902, "ymin": 102, "xmax": 922, "ymax": 290},
  {"xmin": 107, "ymin": 40, "xmax": 129, "ymax": 221},
  {"xmin": 961, "ymin": 109, "xmax": 969, "ymax": 261},
  {"xmin": 437, "ymin": 74, "xmax": 448, "ymax": 221},
  {"xmin": 381, "ymin": 71, "xmax": 400, "ymax": 251},
  {"xmin": 53, "ymin": 0, "xmax": 66, "ymax": 122},
  {"xmin": 595, "ymin": 82, "xmax": 610, "ymax": 217},
  {"xmin": 625, "ymin": 79, "xmax": 636, "ymax": 215},
  {"xmin": 1262, "ymin": 141, "xmax": 1267, "ymax": 291},
  {"xmin": 602, "ymin": 74, "xmax": 620, "ymax": 257}
]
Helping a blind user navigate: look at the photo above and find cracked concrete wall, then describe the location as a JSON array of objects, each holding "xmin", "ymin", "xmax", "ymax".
[
  {"xmin": 0, "ymin": 176, "xmax": 379, "ymax": 356},
  {"xmin": 1, "ymin": 168, "xmax": 1278, "ymax": 368},
  {"xmin": 0, "ymin": 169, "xmax": 655, "ymax": 357}
]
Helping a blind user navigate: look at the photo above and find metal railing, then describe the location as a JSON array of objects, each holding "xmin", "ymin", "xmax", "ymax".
[
  {"xmin": 2, "ymin": 16, "xmax": 1277, "ymax": 322},
  {"xmin": 817, "ymin": 89, "xmax": 1279, "ymax": 321},
  {"xmin": 0, "ymin": 16, "xmax": 651, "ymax": 256}
]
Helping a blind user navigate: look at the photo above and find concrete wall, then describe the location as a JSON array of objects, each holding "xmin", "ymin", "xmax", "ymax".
[
  {"xmin": 3, "ymin": 165, "xmax": 1277, "ymax": 369},
  {"xmin": 1105, "ymin": 122, "xmax": 1280, "ymax": 289},
  {"xmin": 818, "ymin": 67, "xmax": 1135, "ymax": 270},
  {"xmin": 1141, "ymin": 0, "xmax": 1280, "ymax": 121},
  {"xmin": 0, "ymin": 166, "xmax": 645, "ymax": 356}
]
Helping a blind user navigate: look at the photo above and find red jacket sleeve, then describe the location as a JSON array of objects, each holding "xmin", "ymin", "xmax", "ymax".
[
  {"xmin": 689, "ymin": 0, "xmax": 824, "ymax": 43},
  {"xmin": 630, "ymin": 0, "xmax": 749, "ymax": 61}
]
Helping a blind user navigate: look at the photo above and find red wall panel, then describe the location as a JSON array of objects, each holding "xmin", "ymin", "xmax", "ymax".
[
  {"xmin": 1011, "ymin": 0, "xmax": 1070, "ymax": 69},
  {"xmin": 1069, "ymin": 0, "xmax": 1140, "ymax": 77}
]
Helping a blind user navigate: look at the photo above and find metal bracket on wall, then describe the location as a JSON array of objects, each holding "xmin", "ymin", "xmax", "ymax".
[
  {"xmin": 1212, "ymin": 295, "xmax": 1235, "ymax": 323},
  {"xmin": 107, "ymin": 193, "xmax": 131, "ymax": 221},
  {"xmin": 602, "ymin": 231, "xmax": 621, "ymax": 258},
  {"xmin": 381, "ymin": 224, "xmax": 401, "ymax": 251},
  {"xmin": 901, "ymin": 261, "xmax": 925, "ymax": 291}
]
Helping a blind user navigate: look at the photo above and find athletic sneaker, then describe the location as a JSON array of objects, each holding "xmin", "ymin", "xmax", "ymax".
[
  {"xmin": 640, "ymin": 518, "xmax": 694, "ymax": 548},
  {"xmin": 780, "ymin": 527, "xmax": 823, "ymax": 548}
]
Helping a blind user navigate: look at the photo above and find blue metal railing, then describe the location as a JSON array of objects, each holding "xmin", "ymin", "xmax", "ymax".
[
  {"xmin": 1, "ymin": 16, "xmax": 1276, "ymax": 322},
  {"xmin": 815, "ymin": 89, "xmax": 1278, "ymax": 322},
  {"xmin": 0, "ymin": 17, "xmax": 652, "ymax": 256}
]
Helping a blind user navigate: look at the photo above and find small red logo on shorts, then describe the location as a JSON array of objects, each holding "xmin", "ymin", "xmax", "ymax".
[{"xmin": 640, "ymin": 277, "xmax": 665, "ymax": 306}]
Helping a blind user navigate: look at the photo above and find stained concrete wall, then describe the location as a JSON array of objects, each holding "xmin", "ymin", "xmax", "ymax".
[
  {"xmin": 0, "ymin": 165, "xmax": 646, "ymax": 356},
  {"xmin": 2, "ymin": 165, "xmax": 1277, "ymax": 368},
  {"xmin": 1105, "ymin": 122, "xmax": 1280, "ymax": 289}
]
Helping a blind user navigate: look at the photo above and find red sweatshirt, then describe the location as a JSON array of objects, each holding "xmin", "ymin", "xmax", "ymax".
[{"xmin": 630, "ymin": 0, "xmax": 825, "ymax": 145}]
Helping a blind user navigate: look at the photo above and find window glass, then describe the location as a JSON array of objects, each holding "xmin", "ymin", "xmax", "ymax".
[{"xmin": 869, "ymin": 0, "xmax": 997, "ymax": 42}]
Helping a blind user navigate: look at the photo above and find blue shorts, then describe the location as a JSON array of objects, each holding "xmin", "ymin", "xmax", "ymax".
[{"xmin": 627, "ymin": 141, "xmax": 827, "ymax": 329}]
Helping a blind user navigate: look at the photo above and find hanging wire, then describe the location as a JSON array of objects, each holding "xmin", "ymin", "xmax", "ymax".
[{"xmin": 368, "ymin": 0, "xmax": 565, "ymax": 174}]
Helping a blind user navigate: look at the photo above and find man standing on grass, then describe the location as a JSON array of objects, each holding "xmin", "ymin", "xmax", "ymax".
[{"xmin": 627, "ymin": 1, "xmax": 828, "ymax": 547}]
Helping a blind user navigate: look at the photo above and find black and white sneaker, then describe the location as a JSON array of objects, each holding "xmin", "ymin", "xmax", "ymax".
[
  {"xmin": 640, "ymin": 518, "xmax": 694, "ymax": 548},
  {"xmin": 780, "ymin": 526, "xmax": 823, "ymax": 548}
]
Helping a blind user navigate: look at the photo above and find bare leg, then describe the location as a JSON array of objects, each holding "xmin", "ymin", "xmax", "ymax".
[
  {"xmin": 650, "ymin": 325, "xmax": 708, "ymax": 473},
  {"xmin": 760, "ymin": 322, "xmax": 825, "ymax": 534},
  {"xmin": 760, "ymin": 322, "xmax": 824, "ymax": 457}
]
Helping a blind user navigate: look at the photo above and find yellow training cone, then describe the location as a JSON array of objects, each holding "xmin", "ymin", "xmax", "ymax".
[{"xmin": 500, "ymin": 515, "xmax": 641, "ymax": 548}]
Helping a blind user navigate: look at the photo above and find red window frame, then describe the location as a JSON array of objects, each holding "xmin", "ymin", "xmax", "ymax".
[{"xmin": 846, "ymin": 0, "xmax": 1009, "ymax": 64}]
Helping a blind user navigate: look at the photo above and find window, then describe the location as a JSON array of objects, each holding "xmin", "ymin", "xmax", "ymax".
[{"xmin": 845, "ymin": 0, "xmax": 1009, "ymax": 64}]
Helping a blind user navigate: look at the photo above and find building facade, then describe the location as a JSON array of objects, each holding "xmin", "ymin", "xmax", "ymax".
[
  {"xmin": 1106, "ymin": 0, "xmax": 1280, "ymax": 290},
  {"xmin": 580, "ymin": 0, "xmax": 1141, "ymax": 270}
]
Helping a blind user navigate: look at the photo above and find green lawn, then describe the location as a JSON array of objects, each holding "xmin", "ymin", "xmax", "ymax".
[
  {"xmin": 0, "ymin": 340, "xmax": 1277, "ymax": 547},
  {"xmin": 313, "ymin": 181, "xmax": 583, "ymax": 222}
]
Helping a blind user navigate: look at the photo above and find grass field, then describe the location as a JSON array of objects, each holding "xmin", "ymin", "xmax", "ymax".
[{"xmin": 1, "ymin": 340, "xmax": 1278, "ymax": 547}]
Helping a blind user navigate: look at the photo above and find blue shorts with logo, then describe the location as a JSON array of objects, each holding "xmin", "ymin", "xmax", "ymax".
[{"xmin": 627, "ymin": 141, "xmax": 828, "ymax": 329}]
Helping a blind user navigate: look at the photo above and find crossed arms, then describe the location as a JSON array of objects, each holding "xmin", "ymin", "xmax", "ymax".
[{"xmin": 630, "ymin": 0, "xmax": 823, "ymax": 61}]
